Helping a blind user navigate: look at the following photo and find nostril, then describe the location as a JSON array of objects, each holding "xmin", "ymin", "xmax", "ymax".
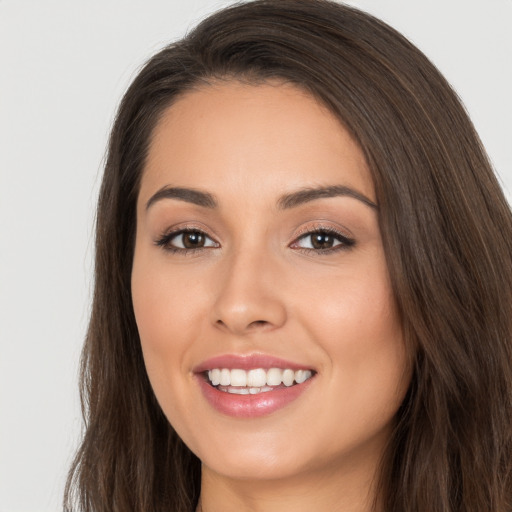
[
  {"xmin": 215, "ymin": 319, "xmax": 267, "ymax": 327},
  {"xmin": 247, "ymin": 320, "xmax": 271, "ymax": 329},
  {"xmin": 248, "ymin": 320, "xmax": 270, "ymax": 329}
]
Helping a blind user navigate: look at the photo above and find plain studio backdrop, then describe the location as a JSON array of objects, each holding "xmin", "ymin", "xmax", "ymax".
[{"xmin": 0, "ymin": 0, "xmax": 510, "ymax": 510}]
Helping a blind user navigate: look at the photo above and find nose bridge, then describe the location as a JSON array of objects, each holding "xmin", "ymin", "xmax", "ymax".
[{"xmin": 211, "ymin": 239, "xmax": 287, "ymax": 334}]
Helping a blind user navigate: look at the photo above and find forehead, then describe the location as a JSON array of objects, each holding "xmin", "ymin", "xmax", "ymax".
[{"xmin": 139, "ymin": 80, "xmax": 374, "ymax": 208}]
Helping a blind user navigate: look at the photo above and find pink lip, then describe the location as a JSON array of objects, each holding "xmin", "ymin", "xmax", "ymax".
[
  {"xmin": 194, "ymin": 353, "xmax": 315, "ymax": 418},
  {"xmin": 194, "ymin": 353, "xmax": 312, "ymax": 373}
]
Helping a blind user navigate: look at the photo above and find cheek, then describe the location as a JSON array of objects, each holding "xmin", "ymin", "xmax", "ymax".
[
  {"xmin": 323, "ymin": 283, "xmax": 402, "ymax": 360},
  {"xmin": 132, "ymin": 247, "xmax": 206, "ymax": 342},
  {"xmin": 295, "ymin": 257, "xmax": 407, "ymax": 410},
  {"xmin": 131, "ymin": 252, "xmax": 207, "ymax": 433},
  {"xmin": 297, "ymin": 254, "xmax": 401, "ymax": 347},
  {"xmin": 131, "ymin": 248, "xmax": 199, "ymax": 384}
]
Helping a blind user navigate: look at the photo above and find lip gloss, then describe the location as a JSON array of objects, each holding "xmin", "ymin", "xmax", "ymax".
[
  {"xmin": 194, "ymin": 354, "xmax": 315, "ymax": 418},
  {"xmin": 197, "ymin": 376, "xmax": 313, "ymax": 417}
]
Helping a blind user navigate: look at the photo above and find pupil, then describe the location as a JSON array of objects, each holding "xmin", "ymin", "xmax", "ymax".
[
  {"xmin": 312, "ymin": 233, "xmax": 333, "ymax": 249},
  {"xmin": 183, "ymin": 232, "xmax": 204, "ymax": 248}
]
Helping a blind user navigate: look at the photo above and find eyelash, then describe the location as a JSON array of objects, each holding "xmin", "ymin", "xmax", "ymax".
[
  {"xmin": 155, "ymin": 228, "xmax": 219, "ymax": 255},
  {"xmin": 291, "ymin": 226, "xmax": 356, "ymax": 254},
  {"xmin": 155, "ymin": 226, "xmax": 355, "ymax": 255}
]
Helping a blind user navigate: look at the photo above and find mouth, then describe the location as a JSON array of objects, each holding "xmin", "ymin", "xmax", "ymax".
[
  {"xmin": 195, "ymin": 354, "xmax": 316, "ymax": 417},
  {"xmin": 205, "ymin": 367, "xmax": 314, "ymax": 395}
]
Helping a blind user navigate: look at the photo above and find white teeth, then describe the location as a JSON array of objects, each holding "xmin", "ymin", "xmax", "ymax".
[
  {"xmin": 295, "ymin": 369, "xmax": 310, "ymax": 384},
  {"xmin": 206, "ymin": 367, "xmax": 314, "ymax": 389},
  {"xmin": 221, "ymin": 385, "xmax": 274, "ymax": 395},
  {"xmin": 220, "ymin": 368, "xmax": 230, "ymax": 386},
  {"xmin": 282, "ymin": 369, "xmax": 295, "ymax": 387},
  {"xmin": 227, "ymin": 387, "xmax": 249, "ymax": 395},
  {"xmin": 230, "ymin": 369, "xmax": 247, "ymax": 387},
  {"xmin": 247, "ymin": 368, "xmax": 267, "ymax": 387},
  {"xmin": 209, "ymin": 369, "xmax": 221, "ymax": 386},
  {"xmin": 266, "ymin": 368, "xmax": 282, "ymax": 386}
]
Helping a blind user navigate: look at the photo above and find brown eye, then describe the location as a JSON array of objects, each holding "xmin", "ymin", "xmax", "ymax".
[
  {"xmin": 157, "ymin": 229, "xmax": 218, "ymax": 252},
  {"xmin": 181, "ymin": 231, "xmax": 206, "ymax": 248},
  {"xmin": 292, "ymin": 229, "xmax": 355, "ymax": 252},
  {"xmin": 310, "ymin": 232, "xmax": 336, "ymax": 249}
]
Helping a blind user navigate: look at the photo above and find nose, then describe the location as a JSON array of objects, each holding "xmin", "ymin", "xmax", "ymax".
[{"xmin": 211, "ymin": 249, "xmax": 287, "ymax": 336}]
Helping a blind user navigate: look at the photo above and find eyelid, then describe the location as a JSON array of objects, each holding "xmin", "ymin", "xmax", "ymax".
[
  {"xmin": 289, "ymin": 223, "xmax": 356, "ymax": 253},
  {"xmin": 291, "ymin": 221, "xmax": 354, "ymax": 241},
  {"xmin": 154, "ymin": 223, "xmax": 220, "ymax": 253},
  {"xmin": 154, "ymin": 221, "xmax": 355, "ymax": 254}
]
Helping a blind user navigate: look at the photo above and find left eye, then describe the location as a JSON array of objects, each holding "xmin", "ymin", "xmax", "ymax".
[
  {"xmin": 158, "ymin": 229, "xmax": 218, "ymax": 251},
  {"xmin": 293, "ymin": 230, "xmax": 353, "ymax": 250}
]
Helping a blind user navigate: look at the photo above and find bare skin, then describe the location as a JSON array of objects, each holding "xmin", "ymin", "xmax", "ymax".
[{"xmin": 132, "ymin": 81, "xmax": 410, "ymax": 512}]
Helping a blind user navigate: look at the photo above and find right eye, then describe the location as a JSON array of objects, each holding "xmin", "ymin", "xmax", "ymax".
[{"xmin": 156, "ymin": 229, "xmax": 219, "ymax": 252}]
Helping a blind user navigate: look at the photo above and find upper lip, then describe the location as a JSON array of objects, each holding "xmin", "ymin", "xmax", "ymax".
[{"xmin": 193, "ymin": 353, "xmax": 315, "ymax": 373}]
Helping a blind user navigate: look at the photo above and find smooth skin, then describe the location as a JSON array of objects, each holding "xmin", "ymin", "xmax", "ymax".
[{"xmin": 131, "ymin": 81, "xmax": 410, "ymax": 512}]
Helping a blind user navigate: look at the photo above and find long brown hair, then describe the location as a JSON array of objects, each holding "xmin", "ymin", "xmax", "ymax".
[{"xmin": 65, "ymin": 1, "xmax": 512, "ymax": 510}]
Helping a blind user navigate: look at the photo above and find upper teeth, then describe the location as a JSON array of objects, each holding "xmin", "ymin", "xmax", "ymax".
[{"xmin": 207, "ymin": 368, "xmax": 313, "ymax": 387}]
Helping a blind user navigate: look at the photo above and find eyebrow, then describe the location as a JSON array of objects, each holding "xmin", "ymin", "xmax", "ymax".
[
  {"xmin": 146, "ymin": 186, "xmax": 217, "ymax": 210},
  {"xmin": 145, "ymin": 184, "xmax": 377, "ymax": 211},
  {"xmin": 277, "ymin": 185, "xmax": 378, "ymax": 210}
]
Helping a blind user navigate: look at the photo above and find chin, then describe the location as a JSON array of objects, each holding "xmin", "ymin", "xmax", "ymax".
[{"xmin": 201, "ymin": 447, "xmax": 311, "ymax": 482}]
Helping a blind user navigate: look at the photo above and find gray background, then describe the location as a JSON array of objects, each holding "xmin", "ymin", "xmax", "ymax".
[{"xmin": 1, "ymin": 1, "xmax": 510, "ymax": 510}]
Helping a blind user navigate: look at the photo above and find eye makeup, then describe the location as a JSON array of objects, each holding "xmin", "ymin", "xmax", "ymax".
[
  {"xmin": 154, "ymin": 222, "xmax": 356, "ymax": 256},
  {"xmin": 290, "ymin": 225, "xmax": 356, "ymax": 255}
]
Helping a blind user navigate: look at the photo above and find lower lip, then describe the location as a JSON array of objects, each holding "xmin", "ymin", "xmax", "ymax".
[{"xmin": 196, "ymin": 375, "xmax": 313, "ymax": 418}]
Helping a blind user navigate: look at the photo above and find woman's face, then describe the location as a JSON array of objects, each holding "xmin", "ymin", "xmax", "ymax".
[{"xmin": 132, "ymin": 81, "xmax": 409, "ymax": 483}]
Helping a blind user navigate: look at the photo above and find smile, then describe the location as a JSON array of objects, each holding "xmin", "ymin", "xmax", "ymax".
[
  {"xmin": 195, "ymin": 355, "xmax": 316, "ymax": 417},
  {"xmin": 206, "ymin": 368, "xmax": 314, "ymax": 395}
]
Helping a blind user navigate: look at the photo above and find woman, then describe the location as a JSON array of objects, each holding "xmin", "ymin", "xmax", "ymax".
[{"xmin": 64, "ymin": 1, "xmax": 512, "ymax": 511}]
